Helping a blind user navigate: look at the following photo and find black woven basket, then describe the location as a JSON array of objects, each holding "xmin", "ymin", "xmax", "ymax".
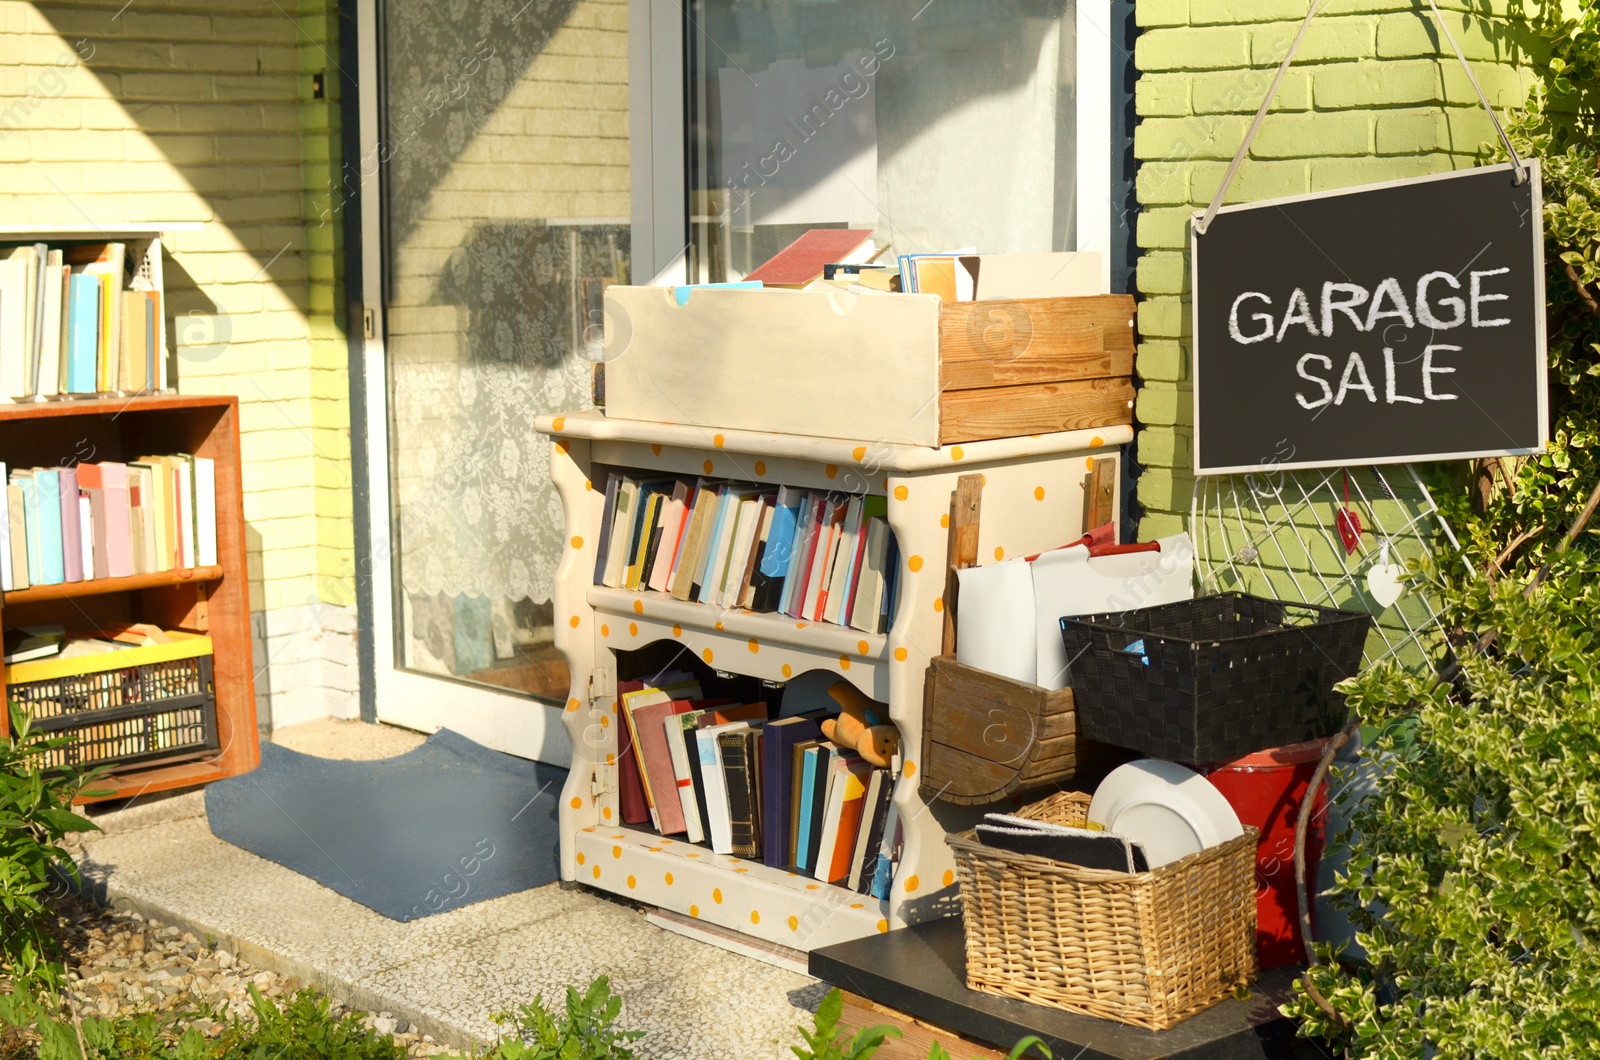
[{"xmin": 1058, "ymin": 593, "xmax": 1371, "ymax": 764}]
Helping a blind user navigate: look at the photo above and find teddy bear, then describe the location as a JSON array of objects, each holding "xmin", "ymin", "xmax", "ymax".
[{"xmin": 821, "ymin": 681, "xmax": 899, "ymax": 768}]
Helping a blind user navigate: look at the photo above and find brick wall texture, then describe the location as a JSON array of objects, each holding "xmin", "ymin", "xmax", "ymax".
[{"xmin": 1132, "ymin": 0, "xmax": 1540, "ymax": 540}]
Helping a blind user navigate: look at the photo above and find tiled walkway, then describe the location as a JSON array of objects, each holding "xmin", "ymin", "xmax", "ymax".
[{"xmin": 75, "ymin": 720, "xmax": 826, "ymax": 1059}]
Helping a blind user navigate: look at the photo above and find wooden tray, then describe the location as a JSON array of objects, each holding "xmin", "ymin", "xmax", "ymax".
[
  {"xmin": 920, "ymin": 654, "xmax": 1085, "ymax": 805},
  {"xmin": 601, "ymin": 286, "xmax": 1135, "ymax": 447}
]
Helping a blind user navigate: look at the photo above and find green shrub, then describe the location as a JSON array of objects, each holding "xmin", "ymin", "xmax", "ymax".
[
  {"xmin": 487, "ymin": 976, "xmax": 642, "ymax": 1060},
  {"xmin": 1, "ymin": 707, "xmax": 102, "ymax": 990},
  {"xmin": 789, "ymin": 989, "xmax": 1051, "ymax": 1060}
]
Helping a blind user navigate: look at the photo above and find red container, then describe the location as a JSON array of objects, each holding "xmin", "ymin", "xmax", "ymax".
[{"xmin": 1202, "ymin": 738, "xmax": 1331, "ymax": 968}]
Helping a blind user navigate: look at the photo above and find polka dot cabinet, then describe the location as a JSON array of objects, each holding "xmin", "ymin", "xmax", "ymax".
[{"xmin": 533, "ymin": 413, "xmax": 1131, "ymax": 954}]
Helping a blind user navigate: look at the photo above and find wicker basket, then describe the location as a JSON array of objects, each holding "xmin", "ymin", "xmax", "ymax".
[{"xmin": 946, "ymin": 790, "xmax": 1258, "ymax": 1030}]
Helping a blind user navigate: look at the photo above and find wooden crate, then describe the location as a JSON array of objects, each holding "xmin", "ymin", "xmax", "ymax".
[
  {"xmin": 921, "ymin": 654, "xmax": 1085, "ymax": 806},
  {"xmin": 601, "ymin": 286, "xmax": 1135, "ymax": 447}
]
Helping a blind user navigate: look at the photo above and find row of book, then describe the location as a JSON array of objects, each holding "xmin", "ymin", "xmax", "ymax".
[
  {"xmin": 0, "ymin": 241, "xmax": 165, "ymax": 400},
  {"xmin": 594, "ymin": 473, "xmax": 898, "ymax": 633},
  {"xmin": 618, "ymin": 671, "xmax": 901, "ymax": 898},
  {"xmin": 0, "ymin": 455, "xmax": 217, "ymax": 592}
]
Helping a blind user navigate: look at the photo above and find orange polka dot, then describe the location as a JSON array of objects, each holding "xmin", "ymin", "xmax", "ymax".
[
  {"xmin": 628, "ymin": 622, "xmax": 638, "ymax": 637},
  {"xmin": 894, "ymin": 485, "xmax": 908, "ymax": 501},
  {"xmin": 605, "ymin": 753, "xmax": 615, "ymax": 765},
  {"xmin": 908, "ymin": 555, "xmax": 924, "ymax": 573},
  {"xmin": 690, "ymin": 905, "xmax": 700, "ymax": 917},
  {"xmin": 1034, "ymin": 486, "xmax": 1046, "ymax": 501},
  {"xmin": 552, "ymin": 416, "xmax": 566, "ymax": 431},
  {"xmin": 555, "ymin": 440, "xmax": 569, "ymax": 455},
  {"xmin": 788, "ymin": 916, "xmax": 799, "ymax": 931},
  {"xmin": 796, "ymin": 622, "xmax": 809, "ymax": 629},
  {"xmin": 703, "ymin": 459, "xmax": 714, "ymax": 474},
  {"xmin": 825, "ymin": 463, "xmax": 839, "ymax": 479},
  {"xmin": 612, "ymin": 845, "xmax": 622, "ymax": 858},
  {"xmin": 839, "ymin": 656, "xmax": 851, "ymax": 670},
  {"xmin": 713, "ymin": 433, "xmax": 725, "ymax": 449},
  {"xmin": 651, "ymin": 443, "xmax": 662, "ymax": 456},
  {"xmin": 633, "ymin": 599, "xmax": 644, "ymax": 614},
  {"xmin": 850, "ymin": 903, "xmax": 863, "ymax": 910},
  {"xmin": 1086, "ymin": 457, "xmax": 1095, "ymax": 470},
  {"xmin": 940, "ymin": 513, "xmax": 950, "ymax": 528},
  {"xmin": 904, "ymin": 760, "xmax": 917, "ymax": 778},
  {"xmin": 934, "ymin": 598, "xmax": 944, "ymax": 613},
  {"xmin": 750, "ymin": 910, "xmax": 761, "ymax": 925},
  {"xmin": 600, "ymin": 715, "xmax": 610, "ymax": 728},
  {"xmin": 665, "ymin": 872, "xmax": 674, "ymax": 885},
  {"xmin": 570, "ymin": 797, "xmax": 583, "ymax": 809},
  {"xmin": 572, "ymin": 535, "xmax": 584, "ymax": 548},
  {"xmin": 894, "ymin": 647, "xmax": 908, "ymax": 662},
  {"xmin": 994, "ymin": 546, "xmax": 1005, "ymax": 561},
  {"xmin": 806, "ymin": 884, "xmax": 819, "ymax": 890},
  {"xmin": 576, "ymin": 852, "xmax": 586, "ymax": 865},
  {"xmin": 748, "ymin": 638, "xmax": 760, "ymax": 653},
  {"xmin": 592, "ymin": 864, "xmax": 602, "ymax": 879},
  {"xmin": 943, "ymin": 869, "xmax": 955, "ymax": 887},
  {"xmin": 781, "ymin": 664, "xmax": 793, "ymax": 678},
  {"xmin": 627, "ymin": 874, "xmax": 637, "ymax": 888},
  {"xmin": 877, "ymin": 919, "xmax": 889, "ymax": 934},
  {"xmin": 713, "ymin": 888, "xmax": 723, "ymax": 905},
  {"xmin": 702, "ymin": 648, "xmax": 714, "ymax": 664},
  {"xmin": 715, "ymin": 621, "xmax": 724, "ymax": 631},
  {"xmin": 905, "ymin": 875, "xmax": 920, "ymax": 893},
  {"xmin": 569, "ymin": 615, "xmax": 580, "ymax": 628},
  {"xmin": 855, "ymin": 641, "xmax": 869, "ymax": 656},
  {"xmin": 600, "ymin": 624, "xmax": 610, "ymax": 637},
  {"xmin": 754, "ymin": 460, "xmax": 767, "ymax": 476},
  {"xmin": 602, "ymin": 806, "xmax": 613, "ymax": 820},
  {"xmin": 950, "ymin": 446, "xmax": 965, "ymax": 461},
  {"xmin": 687, "ymin": 853, "xmax": 701, "ymax": 858},
  {"xmin": 566, "ymin": 697, "xmax": 580, "ymax": 712},
  {"xmin": 853, "ymin": 445, "xmax": 867, "ymax": 461},
  {"xmin": 585, "ymin": 479, "xmax": 593, "ymax": 491},
  {"xmin": 672, "ymin": 623, "xmax": 683, "ymax": 637},
  {"xmin": 1091, "ymin": 435, "xmax": 1105, "ymax": 447}
]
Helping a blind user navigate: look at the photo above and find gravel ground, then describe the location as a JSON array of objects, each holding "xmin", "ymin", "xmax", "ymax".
[{"xmin": 50, "ymin": 898, "xmax": 452, "ymax": 1056}]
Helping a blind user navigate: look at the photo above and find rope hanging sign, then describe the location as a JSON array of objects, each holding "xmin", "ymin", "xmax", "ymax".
[{"xmin": 1188, "ymin": 1, "xmax": 1547, "ymax": 476}]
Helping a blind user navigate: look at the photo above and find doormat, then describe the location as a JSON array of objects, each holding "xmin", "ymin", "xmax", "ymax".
[{"xmin": 205, "ymin": 728, "xmax": 566, "ymax": 922}]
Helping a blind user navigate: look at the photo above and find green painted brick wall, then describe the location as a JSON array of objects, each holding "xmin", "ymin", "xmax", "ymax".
[{"xmin": 1132, "ymin": 0, "xmax": 1541, "ymax": 546}]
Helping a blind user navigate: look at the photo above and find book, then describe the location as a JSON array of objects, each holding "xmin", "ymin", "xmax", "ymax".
[
  {"xmin": 779, "ymin": 492, "xmax": 817, "ymax": 617},
  {"xmin": 6, "ymin": 482, "xmax": 27, "ymax": 590},
  {"xmin": 0, "ymin": 256, "xmax": 29, "ymax": 398},
  {"xmin": 736, "ymin": 497, "xmax": 776, "ymax": 609},
  {"xmin": 719, "ymin": 494, "xmax": 764, "ymax": 607},
  {"xmin": 66, "ymin": 273, "xmax": 100, "ymax": 394},
  {"xmin": 121, "ymin": 290, "xmax": 146, "ymax": 391},
  {"xmin": 752, "ymin": 486, "xmax": 801, "ymax": 612},
  {"xmin": 57, "ymin": 465, "xmax": 82, "ymax": 582},
  {"xmin": 193, "ymin": 456, "xmax": 217, "ymax": 567},
  {"xmin": 668, "ymin": 480, "xmax": 716, "ymax": 599},
  {"xmin": 37, "ymin": 251, "xmax": 63, "ymax": 398},
  {"xmin": 4, "ymin": 625, "xmax": 65, "ymax": 664},
  {"xmin": 743, "ymin": 229, "xmax": 876, "ymax": 287},
  {"xmin": 32, "ymin": 469, "xmax": 65, "ymax": 586},
  {"xmin": 172, "ymin": 456, "xmax": 194, "ymax": 568},
  {"xmin": 625, "ymin": 490, "xmax": 662, "ymax": 591},
  {"xmin": 850, "ymin": 517, "xmax": 892, "ymax": 633},
  {"xmin": 788, "ymin": 738, "xmax": 823, "ymax": 869},
  {"xmin": 971, "ymin": 251, "xmax": 1101, "ymax": 300},
  {"xmin": 696, "ymin": 720, "xmax": 753, "ymax": 855},
  {"xmin": 760, "ymin": 713, "xmax": 823, "ymax": 868},
  {"xmin": 646, "ymin": 480, "xmax": 690, "ymax": 593},
  {"xmin": 869, "ymin": 799, "xmax": 901, "ymax": 900},
  {"xmin": 602, "ymin": 476, "xmax": 638, "ymax": 587},
  {"xmin": 795, "ymin": 744, "xmax": 833, "ymax": 873},
  {"xmin": 718, "ymin": 727, "xmax": 763, "ymax": 858},
  {"xmin": 83, "ymin": 486, "xmax": 109, "ymax": 579},
  {"xmin": 819, "ymin": 495, "xmax": 863, "ymax": 622},
  {"xmin": 849, "ymin": 770, "xmax": 893, "ymax": 891},
  {"xmin": 837, "ymin": 496, "xmax": 886, "ymax": 626},
  {"xmin": 592, "ymin": 472, "xmax": 621, "ymax": 585},
  {"xmin": 66, "ymin": 243, "xmax": 125, "ymax": 392},
  {"xmin": 664, "ymin": 709, "xmax": 707, "ymax": 843},
  {"xmin": 815, "ymin": 754, "xmax": 873, "ymax": 883},
  {"xmin": 694, "ymin": 487, "xmax": 738, "ymax": 604},
  {"xmin": 619, "ymin": 679, "xmax": 702, "ymax": 829},
  {"xmin": 976, "ymin": 816, "xmax": 1150, "ymax": 873},
  {"xmin": 804, "ymin": 498, "xmax": 847, "ymax": 621},
  {"xmin": 615, "ymin": 671, "xmax": 696, "ymax": 825},
  {"xmin": 629, "ymin": 696, "xmax": 699, "ymax": 834},
  {"xmin": 77, "ymin": 494, "xmax": 92, "ymax": 577},
  {"xmin": 0, "ymin": 462, "xmax": 9, "ymax": 590}
]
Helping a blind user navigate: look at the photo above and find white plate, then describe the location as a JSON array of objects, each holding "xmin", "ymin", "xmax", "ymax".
[{"xmin": 1086, "ymin": 759, "xmax": 1244, "ymax": 868}]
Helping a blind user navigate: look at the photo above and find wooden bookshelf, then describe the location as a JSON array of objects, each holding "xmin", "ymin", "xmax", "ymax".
[
  {"xmin": 0, "ymin": 393, "xmax": 258, "ymax": 802},
  {"xmin": 536, "ymin": 410, "xmax": 1133, "ymax": 953}
]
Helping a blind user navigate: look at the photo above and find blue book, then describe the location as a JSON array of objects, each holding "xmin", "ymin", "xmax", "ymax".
[
  {"xmin": 760, "ymin": 714, "xmax": 823, "ymax": 869},
  {"xmin": 759, "ymin": 486, "xmax": 802, "ymax": 580},
  {"xmin": 795, "ymin": 745, "xmax": 823, "ymax": 873},
  {"xmin": 67, "ymin": 273, "xmax": 100, "ymax": 394},
  {"xmin": 673, "ymin": 281, "xmax": 762, "ymax": 306},
  {"xmin": 32, "ymin": 469, "xmax": 64, "ymax": 585},
  {"xmin": 16, "ymin": 473, "xmax": 42, "ymax": 586},
  {"xmin": 695, "ymin": 489, "xmax": 738, "ymax": 605},
  {"xmin": 869, "ymin": 799, "xmax": 901, "ymax": 901}
]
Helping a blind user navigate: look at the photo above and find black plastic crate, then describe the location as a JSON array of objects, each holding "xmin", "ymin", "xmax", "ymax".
[
  {"xmin": 1058, "ymin": 593, "xmax": 1371, "ymax": 764},
  {"xmin": 10, "ymin": 654, "xmax": 218, "ymax": 771}
]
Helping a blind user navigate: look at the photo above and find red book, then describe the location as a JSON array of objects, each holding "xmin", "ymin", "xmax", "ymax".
[
  {"xmin": 744, "ymin": 229, "xmax": 875, "ymax": 287},
  {"xmin": 616, "ymin": 676, "xmax": 697, "ymax": 825},
  {"xmin": 630, "ymin": 698, "xmax": 700, "ymax": 834}
]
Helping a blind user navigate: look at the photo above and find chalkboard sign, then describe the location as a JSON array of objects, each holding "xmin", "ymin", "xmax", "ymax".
[{"xmin": 1191, "ymin": 162, "xmax": 1547, "ymax": 475}]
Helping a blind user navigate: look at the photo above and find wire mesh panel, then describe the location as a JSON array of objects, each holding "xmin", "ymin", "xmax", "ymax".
[
  {"xmin": 1191, "ymin": 465, "xmax": 1465, "ymax": 670},
  {"xmin": 13, "ymin": 655, "xmax": 218, "ymax": 770}
]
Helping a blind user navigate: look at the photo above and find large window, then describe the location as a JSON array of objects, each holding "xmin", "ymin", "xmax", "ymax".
[{"xmin": 686, "ymin": 0, "xmax": 1085, "ymax": 283}]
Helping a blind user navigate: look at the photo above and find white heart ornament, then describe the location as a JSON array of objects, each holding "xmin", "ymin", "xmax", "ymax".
[{"xmin": 1366, "ymin": 544, "xmax": 1405, "ymax": 607}]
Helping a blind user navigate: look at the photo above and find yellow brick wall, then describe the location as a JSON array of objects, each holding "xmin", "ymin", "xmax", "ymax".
[{"xmin": 0, "ymin": 0, "xmax": 353, "ymax": 624}]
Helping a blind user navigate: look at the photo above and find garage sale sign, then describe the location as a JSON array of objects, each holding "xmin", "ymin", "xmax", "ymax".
[{"xmin": 1190, "ymin": 162, "xmax": 1548, "ymax": 475}]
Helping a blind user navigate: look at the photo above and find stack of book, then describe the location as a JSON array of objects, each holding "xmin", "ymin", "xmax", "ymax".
[
  {"xmin": 617, "ymin": 671, "xmax": 902, "ymax": 898},
  {"xmin": 594, "ymin": 473, "xmax": 898, "ymax": 632},
  {"xmin": 0, "ymin": 241, "xmax": 165, "ymax": 400},
  {"xmin": 0, "ymin": 455, "xmax": 218, "ymax": 591}
]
